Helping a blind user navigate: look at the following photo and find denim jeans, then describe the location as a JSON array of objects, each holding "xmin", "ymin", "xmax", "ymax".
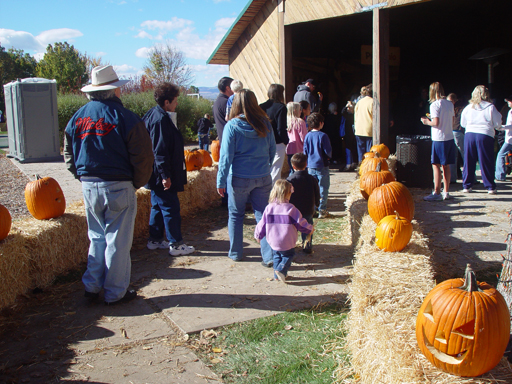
[
  {"xmin": 450, "ymin": 130, "xmax": 465, "ymax": 182},
  {"xmin": 273, "ymin": 248, "xmax": 295, "ymax": 277},
  {"xmin": 308, "ymin": 167, "xmax": 330, "ymax": 211},
  {"xmin": 81, "ymin": 180, "xmax": 136, "ymax": 303},
  {"xmin": 227, "ymin": 175, "xmax": 273, "ymax": 263},
  {"xmin": 355, "ymin": 136, "xmax": 373, "ymax": 163},
  {"xmin": 495, "ymin": 142, "xmax": 512, "ymax": 181},
  {"xmin": 149, "ymin": 188, "xmax": 182, "ymax": 245},
  {"xmin": 198, "ymin": 134, "xmax": 210, "ymax": 151}
]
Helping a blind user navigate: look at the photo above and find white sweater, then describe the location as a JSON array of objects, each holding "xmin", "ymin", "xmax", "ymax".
[{"xmin": 460, "ymin": 101, "xmax": 502, "ymax": 137}]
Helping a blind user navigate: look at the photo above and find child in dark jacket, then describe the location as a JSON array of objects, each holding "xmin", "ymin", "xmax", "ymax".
[
  {"xmin": 287, "ymin": 153, "xmax": 320, "ymax": 253},
  {"xmin": 254, "ymin": 180, "xmax": 314, "ymax": 283}
]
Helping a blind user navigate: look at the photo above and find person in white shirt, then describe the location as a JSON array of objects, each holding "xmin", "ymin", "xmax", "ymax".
[
  {"xmin": 495, "ymin": 95, "xmax": 512, "ymax": 181},
  {"xmin": 420, "ymin": 82, "xmax": 455, "ymax": 201},
  {"xmin": 460, "ymin": 85, "xmax": 502, "ymax": 194}
]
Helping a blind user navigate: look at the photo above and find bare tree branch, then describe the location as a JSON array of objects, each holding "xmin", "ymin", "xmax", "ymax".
[{"xmin": 142, "ymin": 42, "xmax": 193, "ymax": 88}]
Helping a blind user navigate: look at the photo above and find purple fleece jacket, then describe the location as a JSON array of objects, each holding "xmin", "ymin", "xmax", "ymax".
[{"xmin": 254, "ymin": 202, "xmax": 313, "ymax": 251}]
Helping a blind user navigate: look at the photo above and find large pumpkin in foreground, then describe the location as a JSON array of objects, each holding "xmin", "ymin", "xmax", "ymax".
[
  {"xmin": 25, "ymin": 175, "xmax": 66, "ymax": 220},
  {"xmin": 416, "ymin": 264, "xmax": 510, "ymax": 377},
  {"xmin": 0, "ymin": 204, "xmax": 11, "ymax": 241},
  {"xmin": 211, "ymin": 140, "xmax": 220, "ymax": 162},
  {"xmin": 375, "ymin": 212, "xmax": 412, "ymax": 252},
  {"xmin": 368, "ymin": 181, "xmax": 414, "ymax": 223}
]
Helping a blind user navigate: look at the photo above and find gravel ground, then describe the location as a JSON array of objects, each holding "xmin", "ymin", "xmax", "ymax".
[{"xmin": 0, "ymin": 154, "xmax": 30, "ymax": 220}]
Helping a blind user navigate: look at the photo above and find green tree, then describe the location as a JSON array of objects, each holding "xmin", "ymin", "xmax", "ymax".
[
  {"xmin": 143, "ymin": 42, "xmax": 193, "ymax": 88},
  {"xmin": 36, "ymin": 42, "xmax": 88, "ymax": 93},
  {"xmin": 188, "ymin": 85, "xmax": 199, "ymax": 94}
]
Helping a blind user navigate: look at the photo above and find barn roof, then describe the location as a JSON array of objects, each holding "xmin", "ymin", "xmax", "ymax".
[{"xmin": 207, "ymin": 0, "xmax": 266, "ymax": 65}]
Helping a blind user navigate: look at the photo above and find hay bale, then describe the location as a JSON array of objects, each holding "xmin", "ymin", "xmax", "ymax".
[
  {"xmin": 10, "ymin": 201, "xmax": 89, "ymax": 288},
  {"xmin": 134, "ymin": 188, "xmax": 152, "ymax": 240},
  {"xmin": 343, "ymin": 179, "xmax": 367, "ymax": 248},
  {"xmin": 0, "ymin": 229, "xmax": 31, "ymax": 309},
  {"xmin": 179, "ymin": 165, "xmax": 219, "ymax": 218}
]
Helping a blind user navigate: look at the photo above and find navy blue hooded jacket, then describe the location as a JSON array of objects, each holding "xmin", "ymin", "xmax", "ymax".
[{"xmin": 143, "ymin": 105, "xmax": 187, "ymax": 192}]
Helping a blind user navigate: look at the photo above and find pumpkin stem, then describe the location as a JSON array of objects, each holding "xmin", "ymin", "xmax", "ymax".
[
  {"xmin": 460, "ymin": 264, "xmax": 482, "ymax": 292},
  {"xmin": 394, "ymin": 210, "xmax": 400, "ymax": 220},
  {"xmin": 35, "ymin": 174, "xmax": 42, "ymax": 180},
  {"xmin": 375, "ymin": 162, "xmax": 382, "ymax": 172}
]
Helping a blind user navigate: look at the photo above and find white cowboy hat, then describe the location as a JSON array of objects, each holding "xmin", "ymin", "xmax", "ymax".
[{"xmin": 81, "ymin": 65, "xmax": 130, "ymax": 93}]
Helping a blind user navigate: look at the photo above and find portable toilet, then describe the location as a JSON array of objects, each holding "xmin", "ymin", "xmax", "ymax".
[{"xmin": 3, "ymin": 78, "xmax": 61, "ymax": 163}]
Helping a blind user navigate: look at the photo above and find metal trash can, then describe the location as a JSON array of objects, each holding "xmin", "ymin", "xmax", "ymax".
[{"xmin": 396, "ymin": 135, "xmax": 433, "ymax": 188}]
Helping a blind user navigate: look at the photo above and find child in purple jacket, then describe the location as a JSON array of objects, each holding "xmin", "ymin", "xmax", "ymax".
[{"xmin": 254, "ymin": 180, "xmax": 314, "ymax": 283}]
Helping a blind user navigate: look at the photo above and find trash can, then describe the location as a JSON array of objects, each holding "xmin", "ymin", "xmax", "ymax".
[{"xmin": 396, "ymin": 135, "xmax": 433, "ymax": 189}]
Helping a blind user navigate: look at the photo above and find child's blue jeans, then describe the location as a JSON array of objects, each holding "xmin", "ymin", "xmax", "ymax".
[
  {"xmin": 273, "ymin": 248, "xmax": 296, "ymax": 278},
  {"xmin": 308, "ymin": 166, "xmax": 330, "ymax": 211}
]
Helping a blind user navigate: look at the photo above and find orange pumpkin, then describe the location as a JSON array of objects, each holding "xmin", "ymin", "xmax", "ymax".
[
  {"xmin": 360, "ymin": 162, "xmax": 395, "ymax": 200},
  {"xmin": 416, "ymin": 264, "xmax": 510, "ymax": 377},
  {"xmin": 198, "ymin": 149, "xmax": 213, "ymax": 167},
  {"xmin": 185, "ymin": 149, "xmax": 204, "ymax": 171},
  {"xmin": 211, "ymin": 140, "xmax": 220, "ymax": 162},
  {"xmin": 368, "ymin": 181, "xmax": 414, "ymax": 223},
  {"xmin": 359, "ymin": 154, "xmax": 389, "ymax": 176},
  {"xmin": 370, "ymin": 143, "xmax": 390, "ymax": 159},
  {"xmin": 0, "ymin": 203, "xmax": 11, "ymax": 241},
  {"xmin": 25, "ymin": 175, "xmax": 66, "ymax": 220},
  {"xmin": 363, "ymin": 152, "xmax": 376, "ymax": 159},
  {"xmin": 375, "ymin": 211, "xmax": 412, "ymax": 252}
]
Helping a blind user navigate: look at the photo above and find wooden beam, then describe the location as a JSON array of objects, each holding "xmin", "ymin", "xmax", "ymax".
[
  {"xmin": 372, "ymin": 6, "xmax": 389, "ymax": 146},
  {"xmin": 278, "ymin": 0, "xmax": 286, "ymax": 90},
  {"xmin": 284, "ymin": 25, "xmax": 293, "ymax": 102}
]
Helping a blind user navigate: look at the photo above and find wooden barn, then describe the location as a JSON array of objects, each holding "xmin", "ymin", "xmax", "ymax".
[{"xmin": 207, "ymin": 0, "xmax": 512, "ymax": 151}]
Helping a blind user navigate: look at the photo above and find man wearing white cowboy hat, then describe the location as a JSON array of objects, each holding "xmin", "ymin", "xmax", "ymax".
[{"xmin": 64, "ymin": 65, "xmax": 154, "ymax": 306}]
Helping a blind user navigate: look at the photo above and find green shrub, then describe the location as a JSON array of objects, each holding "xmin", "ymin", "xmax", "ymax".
[
  {"xmin": 57, "ymin": 91, "xmax": 214, "ymax": 145},
  {"xmin": 57, "ymin": 93, "xmax": 88, "ymax": 145}
]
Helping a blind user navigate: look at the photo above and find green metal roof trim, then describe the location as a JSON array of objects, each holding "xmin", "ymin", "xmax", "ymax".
[{"xmin": 207, "ymin": 0, "xmax": 256, "ymax": 65}]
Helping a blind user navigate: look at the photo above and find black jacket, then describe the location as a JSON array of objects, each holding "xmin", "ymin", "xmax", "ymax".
[
  {"xmin": 197, "ymin": 117, "xmax": 213, "ymax": 135},
  {"xmin": 287, "ymin": 170, "xmax": 320, "ymax": 218},
  {"xmin": 143, "ymin": 105, "xmax": 187, "ymax": 192},
  {"xmin": 213, "ymin": 93, "xmax": 229, "ymax": 143},
  {"xmin": 259, "ymin": 99, "xmax": 289, "ymax": 145}
]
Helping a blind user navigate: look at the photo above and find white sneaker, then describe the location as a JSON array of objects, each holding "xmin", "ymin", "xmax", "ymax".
[
  {"xmin": 442, "ymin": 192, "xmax": 450, "ymax": 200},
  {"xmin": 318, "ymin": 210, "xmax": 331, "ymax": 219},
  {"xmin": 169, "ymin": 244, "xmax": 195, "ymax": 256},
  {"xmin": 488, "ymin": 189, "xmax": 497, "ymax": 195},
  {"xmin": 462, "ymin": 188, "xmax": 473, "ymax": 193},
  {"xmin": 423, "ymin": 193, "xmax": 443, "ymax": 201},
  {"xmin": 147, "ymin": 240, "xmax": 170, "ymax": 250}
]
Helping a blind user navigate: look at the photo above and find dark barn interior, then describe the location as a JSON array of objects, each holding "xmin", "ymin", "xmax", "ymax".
[{"xmin": 289, "ymin": 0, "xmax": 512, "ymax": 151}]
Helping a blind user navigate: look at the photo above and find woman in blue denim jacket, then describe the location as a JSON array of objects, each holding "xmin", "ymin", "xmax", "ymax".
[{"xmin": 217, "ymin": 89, "xmax": 276, "ymax": 266}]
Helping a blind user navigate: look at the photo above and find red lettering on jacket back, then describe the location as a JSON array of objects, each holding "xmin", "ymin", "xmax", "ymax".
[{"xmin": 75, "ymin": 117, "xmax": 117, "ymax": 139}]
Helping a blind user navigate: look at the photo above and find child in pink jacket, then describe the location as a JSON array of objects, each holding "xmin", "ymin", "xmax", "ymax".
[{"xmin": 254, "ymin": 180, "xmax": 314, "ymax": 283}]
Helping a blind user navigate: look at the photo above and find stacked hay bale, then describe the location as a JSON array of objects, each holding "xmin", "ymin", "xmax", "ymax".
[
  {"xmin": 0, "ymin": 164, "xmax": 219, "ymax": 310},
  {"xmin": 336, "ymin": 155, "xmax": 512, "ymax": 383}
]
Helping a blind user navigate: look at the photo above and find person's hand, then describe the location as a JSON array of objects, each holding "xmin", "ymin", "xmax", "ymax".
[
  {"xmin": 420, "ymin": 117, "xmax": 429, "ymax": 125},
  {"xmin": 162, "ymin": 178, "xmax": 171, "ymax": 190},
  {"xmin": 256, "ymin": 238, "xmax": 261, "ymax": 244},
  {"xmin": 217, "ymin": 188, "xmax": 226, "ymax": 197},
  {"xmin": 318, "ymin": 92, "xmax": 323, "ymax": 101}
]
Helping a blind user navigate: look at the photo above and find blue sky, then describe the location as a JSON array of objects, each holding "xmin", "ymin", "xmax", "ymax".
[{"xmin": 0, "ymin": 0, "xmax": 248, "ymax": 87}]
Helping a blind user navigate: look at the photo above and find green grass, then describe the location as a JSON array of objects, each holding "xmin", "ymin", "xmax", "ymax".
[{"xmin": 190, "ymin": 302, "xmax": 349, "ymax": 383}]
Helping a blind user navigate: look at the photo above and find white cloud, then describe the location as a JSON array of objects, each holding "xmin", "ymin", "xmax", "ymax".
[
  {"xmin": 141, "ymin": 18, "xmax": 193, "ymax": 32},
  {"xmin": 96, "ymin": 51, "xmax": 107, "ymax": 57},
  {"xmin": 134, "ymin": 31, "xmax": 154, "ymax": 39},
  {"xmin": 0, "ymin": 28, "xmax": 83, "ymax": 54},
  {"xmin": 135, "ymin": 46, "xmax": 151, "ymax": 58},
  {"xmin": 118, "ymin": 1, "xmax": 127, "ymax": 4},
  {"xmin": 213, "ymin": 0, "xmax": 231, "ymax": 3},
  {"xmin": 114, "ymin": 64, "xmax": 141, "ymax": 77},
  {"xmin": 215, "ymin": 17, "xmax": 235, "ymax": 30}
]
